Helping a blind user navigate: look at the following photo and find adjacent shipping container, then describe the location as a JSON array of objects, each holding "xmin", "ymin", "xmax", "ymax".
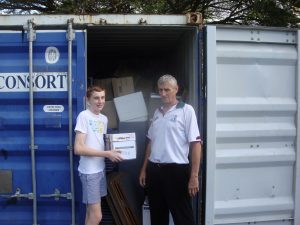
[{"xmin": 0, "ymin": 14, "xmax": 299, "ymax": 225}]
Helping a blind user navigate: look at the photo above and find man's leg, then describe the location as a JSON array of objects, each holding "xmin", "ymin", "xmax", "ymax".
[
  {"xmin": 164, "ymin": 164, "xmax": 195, "ymax": 225},
  {"xmin": 147, "ymin": 162, "xmax": 169, "ymax": 225}
]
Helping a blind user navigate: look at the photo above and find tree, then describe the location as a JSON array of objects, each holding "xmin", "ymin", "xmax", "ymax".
[
  {"xmin": 0, "ymin": 0, "xmax": 58, "ymax": 14},
  {"xmin": 0, "ymin": 0, "xmax": 299, "ymax": 27},
  {"xmin": 0, "ymin": 0, "xmax": 139, "ymax": 14}
]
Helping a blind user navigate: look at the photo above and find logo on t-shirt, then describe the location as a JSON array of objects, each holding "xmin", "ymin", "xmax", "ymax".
[
  {"xmin": 170, "ymin": 115, "xmax": 177, "ymax": 122},
  {"xmin": 89, "ymin": 120, "xmax": 105, "ymax": 134}
]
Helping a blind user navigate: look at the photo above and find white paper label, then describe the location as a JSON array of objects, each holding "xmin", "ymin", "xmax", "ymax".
[
  {"xmin": 112, "ymin": 141, "xmax": 136, "ymax": 160},
  {"xmin": 43, "ymin": 105, "xmax": 64, "ymax": 113}
]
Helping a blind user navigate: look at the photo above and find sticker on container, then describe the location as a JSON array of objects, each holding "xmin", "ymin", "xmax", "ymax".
[
  {"xmin": 45, "ymin": 47, "xmax": 60, "ymax": 64},
  {"xmin": 43, "ymin": 105, "xmax": 64, "ymax": 113}
]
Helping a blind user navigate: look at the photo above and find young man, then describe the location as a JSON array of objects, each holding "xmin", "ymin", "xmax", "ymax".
[
  {"xmin": 74, "ymin": 86, "xmax": 123, "ymax": 225},
  {"xmin": 139, "ymin": 75, "xmax": 202, "ymax": 225}
]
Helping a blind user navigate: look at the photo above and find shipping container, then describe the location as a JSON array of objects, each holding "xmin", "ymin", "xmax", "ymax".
[{"xmin": 0, "ymin": 14, "xmax": 299, "ymax": 225}]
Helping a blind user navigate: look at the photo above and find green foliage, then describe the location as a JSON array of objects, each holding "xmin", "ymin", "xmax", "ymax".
[
  {"xmin": 55, "ymin": 0, "xmax": 138, "ymax": 14},
  {"xmin": 247, "ymin": 0, "xmax": 299, "ymax": 27},
  {"xmin": 135, "ymin": 0, "xmax": 170, "ymax": 14},
  {"xmin": 0, "ymin": 0, "xmax": 299, "ymax": 27}
]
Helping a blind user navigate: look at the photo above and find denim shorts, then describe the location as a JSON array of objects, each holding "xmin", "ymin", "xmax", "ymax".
[{"xmin": 79, "ymin": 171, "xmax": 107, "ymax": 204}]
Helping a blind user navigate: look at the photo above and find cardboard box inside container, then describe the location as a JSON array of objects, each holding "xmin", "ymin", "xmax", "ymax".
[
  {"xmin": 134, "ymin": 77, "xmax": 153, "ymax": 103},
  {"xmin": 93, "ymin": 78, "xmax": 114, "ymax": 100},
  {"xmin": 101, "ymin": 101, "xmax": 118, "ymax": 129},
  {"xmin": 105, "ymin": 133, "xmax": 136, "ymax": 160},
  {"xmin": 112, "ymin": 76, "xmax": 134, "ymax": 97},
  {"xmin": 148, "ymin": 93, "xmax": 162, "ymax": 119},
  {"xmin": 113, "ymin": 92, "xmax": 148, "ymax": 122}
]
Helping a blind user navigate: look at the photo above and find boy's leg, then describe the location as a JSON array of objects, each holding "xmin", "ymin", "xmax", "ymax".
[{"xmin": 86, "ymin": 203, "xmax": 102, "ymax": 225}]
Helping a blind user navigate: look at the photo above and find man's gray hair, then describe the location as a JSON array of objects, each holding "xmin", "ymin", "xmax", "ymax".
[{"xmin": 157, "ymin": 74, "xmax": 178, "ymax": 86}]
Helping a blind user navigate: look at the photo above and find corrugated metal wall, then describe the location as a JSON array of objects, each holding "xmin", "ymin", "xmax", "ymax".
[
  {"xmin": 205, "ymin": 26, "xmax": 299, "ymax": 225},
  {"xmin": 0, "ymin": 30, "xmax": 85, "ymax": 225}
]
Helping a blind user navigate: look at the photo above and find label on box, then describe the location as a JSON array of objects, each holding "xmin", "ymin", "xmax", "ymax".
[
  {"xmin": 106, "ymin": 133, "xmax": 136, "ymax": 142},
  {"xmin": 111, "ymin": 141, "xmax": 136, "ymax": 160}
]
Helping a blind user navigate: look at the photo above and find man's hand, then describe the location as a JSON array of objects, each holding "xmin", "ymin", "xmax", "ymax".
[
  {"xmin": 139, "ymin": 169, "xmax": 146, "ymax": 187},
  {"xmin": 188, "ymin": 176, "xmax": 199, "ymax": 197},
  {"xmin": 139, "ymin": 142, "xmax": 151, "ymax": 188}
]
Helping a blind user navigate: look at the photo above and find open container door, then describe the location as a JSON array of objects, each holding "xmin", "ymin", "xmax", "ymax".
[
  {"xmin": 83, "ymin": 13, "xmax": 203, "ymax": 224},
  {"xmin": 205, "ymin": 25, "xmax": 300, "ymax": 225},
  {"xmin": 0, "ymin": 24, "xmax": 85, "ymax": 224}
]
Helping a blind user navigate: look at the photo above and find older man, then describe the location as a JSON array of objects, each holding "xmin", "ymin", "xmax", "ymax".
[{"xmin": 139, "ymin": 74, "xmax": 202, "ymax": 225}]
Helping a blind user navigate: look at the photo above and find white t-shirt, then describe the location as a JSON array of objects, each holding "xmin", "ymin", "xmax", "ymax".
[
  {"xmin": 74, "ymin": 109, "xmax": 107, "ymax": 174},
  {"xmin": 147, "ymin": 102, "xmax": 201, "ymax": 164}
]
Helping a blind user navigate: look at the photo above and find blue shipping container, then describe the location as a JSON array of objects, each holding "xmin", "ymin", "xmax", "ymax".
[{"xmin": 0, "ymin": 29, "xmax": 85, "ymax": 225}]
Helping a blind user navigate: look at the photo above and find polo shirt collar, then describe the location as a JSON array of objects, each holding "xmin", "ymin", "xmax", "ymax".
[
  {"xmin": 158, "ymin": 101, "xmax": 185, "ymax": 114},
  {"xmin": 176, "ymin": 101, "xmax": 185, "ymax": 108}
]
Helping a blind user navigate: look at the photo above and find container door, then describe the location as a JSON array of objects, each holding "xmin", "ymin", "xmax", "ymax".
[
  {"xmin": 205, "ymin": 26, "xmax": 300, "ymax": 225},
  {"xmin": 0, "ymin": 29, "xmax": 85, "ymax": 225}
]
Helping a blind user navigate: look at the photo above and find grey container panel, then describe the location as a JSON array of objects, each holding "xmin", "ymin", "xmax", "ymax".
[{"xmin": 205, "ymin": 25, "xmax": 299, "ymax": 225}]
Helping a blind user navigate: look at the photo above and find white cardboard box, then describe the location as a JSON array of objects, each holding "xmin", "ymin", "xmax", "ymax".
[
  {"xmin": 113, "ymin": 92, "xmax": 148, "ymax": 122},
  {"xmin": 105, "ymin": 133, "xmax": 136, "ymax": 160}
]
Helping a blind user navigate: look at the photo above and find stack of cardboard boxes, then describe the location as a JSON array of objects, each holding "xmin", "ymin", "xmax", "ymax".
[
  {"xmin": 94, "ymin": 76, "xmax": 149, "ymax": 129},
  {"xmin": 94, "ymin": 76, "xmax": 152, "ymax": 162}
]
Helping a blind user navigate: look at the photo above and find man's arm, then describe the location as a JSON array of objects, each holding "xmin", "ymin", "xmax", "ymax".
[
  {"xmin": 188, "ymin": 141, "xmax": 202, "ymax": 197},
  {"xmin": 74, "ymin": 131, "xmax": 123, "ymax": 162},
  {"xmin": 139, "ymin": 141, "xmax": 151, "ymax": 187}
]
